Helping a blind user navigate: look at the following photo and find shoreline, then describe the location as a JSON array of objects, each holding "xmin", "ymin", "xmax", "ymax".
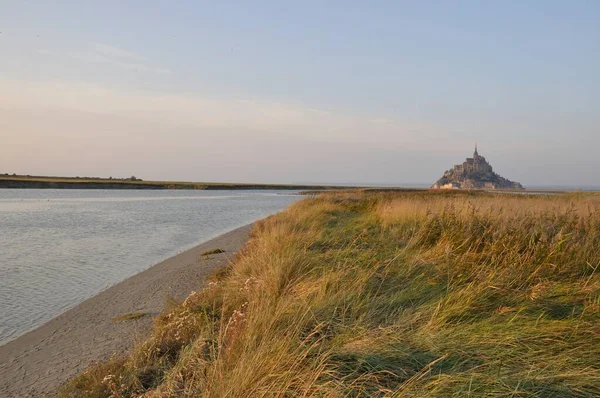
[
  {"xmin": 0, "ymin": 176, "xmax": 356, "ymax": 191},
  {"xmin": 0, "ymin": 224, "xmax": 253, "ymax": 397}
]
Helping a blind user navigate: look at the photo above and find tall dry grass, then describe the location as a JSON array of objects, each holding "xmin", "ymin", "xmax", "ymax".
[{"xmin": 61, "ymin": 191, "xmax": 600, "ymax": 397}]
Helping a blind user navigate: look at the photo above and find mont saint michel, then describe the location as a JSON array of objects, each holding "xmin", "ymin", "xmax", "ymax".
[{"xmin": 432, "ymin": 146, "xmax": 524, "ymax": 190}]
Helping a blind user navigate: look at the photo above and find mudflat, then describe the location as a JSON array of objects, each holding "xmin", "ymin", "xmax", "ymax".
[{"xmin": 0, "ymin": 224, "xmax": 252, "ymax": 397}]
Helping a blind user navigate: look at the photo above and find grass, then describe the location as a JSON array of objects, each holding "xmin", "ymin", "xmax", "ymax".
[
  {"xmin": 202, "ymin": 248, "xmax": 226, "ymax": 256},
  {"xmin": 60, "ymin": 190, "xmax": 600, "ymax": 397},
  {"xmin": 112, "ymin": 312, "xmax": 150, "ymax": 322}
]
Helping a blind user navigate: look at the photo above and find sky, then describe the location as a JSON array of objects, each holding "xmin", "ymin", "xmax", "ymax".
[{"xmin": 0, "ymin": 1, "xmax": 598, "ymax": 187}]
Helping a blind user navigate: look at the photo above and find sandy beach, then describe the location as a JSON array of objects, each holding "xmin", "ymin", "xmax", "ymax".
[{"xmin": 0, "ymin": 224, "xmax": 252, "ymax": 397}]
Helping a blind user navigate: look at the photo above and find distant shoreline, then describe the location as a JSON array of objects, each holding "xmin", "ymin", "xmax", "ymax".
[
  {"xmin": 1, "ymin": 175, "xmax": 595, "ymax": 193},
  {"xmin": 0, "ymin": 175, "xmax": 356, "ymax": 190}
]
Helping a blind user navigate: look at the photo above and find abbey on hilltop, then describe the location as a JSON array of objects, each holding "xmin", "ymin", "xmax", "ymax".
[{"xmin": 432, "ymin": 145, "xmax": 524, "ymax": 190}]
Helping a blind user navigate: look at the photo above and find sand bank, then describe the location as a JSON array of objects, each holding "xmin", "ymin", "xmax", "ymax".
[{"xmin": 0, "ymin": 224, "xmax": 252, "ymax": 397}]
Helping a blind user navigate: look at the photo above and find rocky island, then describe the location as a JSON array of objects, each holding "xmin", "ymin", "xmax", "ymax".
[{"xmin": 432, "ymin": 146, "xmax": 523, "ymax": 190}]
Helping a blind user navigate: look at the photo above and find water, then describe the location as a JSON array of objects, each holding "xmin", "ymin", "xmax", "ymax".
[{"xmin": 0, "ymin": 189, "xmax": 300, "ymax": 345}]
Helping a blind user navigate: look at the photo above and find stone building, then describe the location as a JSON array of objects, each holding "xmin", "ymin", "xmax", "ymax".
[
  {"xmin": 432, "ymin": 146, "xmax": 523, "ymax": 190},
  {"xmin": 449, "ymin": 145, "xmax": 493, "ymax": 177}
]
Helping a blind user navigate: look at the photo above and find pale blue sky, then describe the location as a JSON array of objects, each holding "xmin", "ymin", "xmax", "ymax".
[{"xmin": 1, "ymin": 1, "xmax": 598, "ymax": 186}]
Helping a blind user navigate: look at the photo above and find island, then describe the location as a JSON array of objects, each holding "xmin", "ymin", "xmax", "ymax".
[{"xmin": 432, "ymin": 146, "xmax": 523, "ymax": 190}]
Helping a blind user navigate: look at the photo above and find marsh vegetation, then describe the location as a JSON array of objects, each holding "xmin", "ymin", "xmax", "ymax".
[{"xmin": 61, "ymin": 191, "xmax": 600, "ymax": 397}]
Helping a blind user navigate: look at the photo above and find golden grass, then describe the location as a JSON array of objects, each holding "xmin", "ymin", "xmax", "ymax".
[{"xmin": 60, "ymin": 191, "xmax": 600, "ymax": 397}]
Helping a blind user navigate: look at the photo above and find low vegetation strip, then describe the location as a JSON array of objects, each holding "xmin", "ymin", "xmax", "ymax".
[
  {"xmin": 112, "ymin": 312, "xmax": 150, "ymax": 323},
  {"xmin": 201, "ymin": 249, "xmax": 226, "ymax": 256},
  {"xmin": 0, "ymin": 175, "xmax": 352, "ymax": 190},
  {"xmin": 61, "ymin": 191, "xmax": 600, "ymax": 397}
]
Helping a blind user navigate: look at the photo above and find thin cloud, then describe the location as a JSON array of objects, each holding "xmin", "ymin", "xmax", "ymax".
[
  {"xmin": 69, "ymin": 51, "xmax": 173, "ymax": 74},
  {"xmin": 74, "ymin": 42, "xmax": 173, "ymax": 74},
  {"xmin": 0, "ymin": 78, "xmax": 442, "ymax": 150},
  {"xmin": 38, "ymin": 42, "xmax": 172, "ymax": 75}
]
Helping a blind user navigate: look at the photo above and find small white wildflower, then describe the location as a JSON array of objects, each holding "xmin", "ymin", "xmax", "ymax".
[{"xmin": 240, "ymin": 277, "xmax": 260, "ymax": 292}]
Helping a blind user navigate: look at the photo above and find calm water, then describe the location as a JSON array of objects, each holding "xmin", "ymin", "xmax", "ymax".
[{"xmin": 0, "ymin": 189, "xmax": 300, "ymax": 345}]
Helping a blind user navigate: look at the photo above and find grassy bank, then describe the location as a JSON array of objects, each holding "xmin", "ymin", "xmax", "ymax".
[{"xmin": 61, "ymin": 191, "xmax": 600, "ymax": 397}]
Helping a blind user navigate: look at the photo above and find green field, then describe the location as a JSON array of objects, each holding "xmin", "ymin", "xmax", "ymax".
[{"xmin": 61, "ymin": 191, "xmax": 600, "ymax": 397}]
